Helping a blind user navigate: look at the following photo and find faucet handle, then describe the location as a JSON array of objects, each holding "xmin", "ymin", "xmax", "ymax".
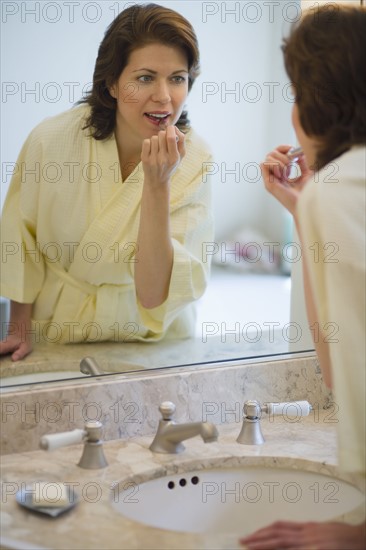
[
  {"xmin": 237, "ymin": 399, "xmax": 312, "ymax": 445},
  {"xmin": 263, "ymin": 401, "xmax": 312, "ymax": 417},
  {"xmin": 84, "ymin": 421, "xmax": 104, "ymax": 441},
  {"xmin": 159, "ymin": 401, "xmax": 176, "ymax": 421},
  {"xmin": 40, "ymin": 428, "xmax": 86, "ymax": 451},
  {"xmin": 243, "ymin": 400, "xmax": 262, "ymax": 419},
  {"xmin": 40, "ymin": 421, "xmax": 108, "ymax": 469}
]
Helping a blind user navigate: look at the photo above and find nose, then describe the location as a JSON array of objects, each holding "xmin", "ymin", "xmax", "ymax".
[{"xmin": 151, "ymin": 80, "xmax": 171, "ymax": 104}]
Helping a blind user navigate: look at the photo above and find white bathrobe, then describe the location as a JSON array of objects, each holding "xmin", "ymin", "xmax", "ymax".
[{"xmin": 297, "ymin": 146, "xmax": 366, "ymax": 475}]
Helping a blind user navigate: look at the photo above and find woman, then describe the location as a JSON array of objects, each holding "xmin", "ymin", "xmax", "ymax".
[
  {"xmin": 241, "ymin": 4, "xmax": 365, "ymax": 549},
  {"xmin": 0, "ymin": 4, "xmax": 213, "ymax": 360}
]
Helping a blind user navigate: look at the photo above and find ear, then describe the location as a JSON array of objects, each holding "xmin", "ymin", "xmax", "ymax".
[{"xmin": 109, "ymin": 83, "xmax": 117, "ymax": 99}]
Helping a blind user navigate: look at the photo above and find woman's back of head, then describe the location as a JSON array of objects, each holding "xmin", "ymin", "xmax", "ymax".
[{"xmin": 282, "ymin": 4, "xmax": 366, "ymax": 169}]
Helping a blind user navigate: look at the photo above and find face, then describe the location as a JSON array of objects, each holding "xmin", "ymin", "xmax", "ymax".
[
  {"xmin": 291, "ymin": 102, "xmax": 318, "ymax": 167},
  {"xmin": 109, "ymin": 43, "xmax": 189, "ymax": 147}
]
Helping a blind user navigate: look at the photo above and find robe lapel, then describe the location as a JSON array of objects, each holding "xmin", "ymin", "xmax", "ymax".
[{"xmin": 68, "ymin": 135, "xmax": 144, "ymax": 283}]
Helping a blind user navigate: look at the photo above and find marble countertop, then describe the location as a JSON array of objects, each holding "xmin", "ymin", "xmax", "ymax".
[
  {"xmin": 0, "ymin": 331, "xmax": 298, "ymax": 388},
  {"xmin": 1, "ymin": 412, "xmax": 365, "ymax": 550}
]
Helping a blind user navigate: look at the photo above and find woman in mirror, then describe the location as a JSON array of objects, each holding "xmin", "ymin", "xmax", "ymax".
[
  {"xmin": 240, "ymin": 4, "xmax": 365, "ymax": 549},
  {"xmin": 0, "ymin": 3, "xmax": 213, "ymax": 361}
]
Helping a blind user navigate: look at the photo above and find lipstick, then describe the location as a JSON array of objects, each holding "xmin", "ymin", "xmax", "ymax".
[{"xmin": 287, "ymin": 146, "xmax": 303, "ymax": 162}]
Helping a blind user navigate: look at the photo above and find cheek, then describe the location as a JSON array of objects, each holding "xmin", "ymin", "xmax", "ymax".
[
  {"xmin": 118, "ymin": 82, "xmax": 142, "ymax": 105},
  {"xmin": 174, "ymin": 86, "xmax": 189, "ymax": 106}
]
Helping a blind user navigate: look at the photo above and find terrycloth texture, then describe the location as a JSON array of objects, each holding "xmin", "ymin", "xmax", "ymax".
[
  {"xmin": 297, "ymin": 147, "xmax": 366, "ymax": 476},
  {"xmin": 1, "ymin": 104, "xmax": 213, "ymax": 343}
]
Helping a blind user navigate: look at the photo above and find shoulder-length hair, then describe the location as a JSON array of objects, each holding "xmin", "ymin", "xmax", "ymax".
[
  {"xmin": 80, "ymin": 3, "xmax": 200, "ymax": 140},
  {"xmin": 282, "ymin": 4, "xmax": 366, "ymax": 170}
]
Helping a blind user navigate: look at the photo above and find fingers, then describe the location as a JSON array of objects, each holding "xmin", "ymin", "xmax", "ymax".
[
  {"xmin": 0, "ymin": 336, "xmax": 33, "ymax": 362},
  {"xmin": 263, "ymin": 144, "xmax": 312, "ymax": 192},
  {"xmin": 0, "ymin": 338, "xmax": 19, "ymax": 357},
  {"xmin": 177, "ymin": 138, "xmax": 186, "ymax": 158},
  {"xmin": 240, "ymin": 521, "xmax": 305, "ymax": 549},
  {"xmin": 165, "ymin": 125, "xmax": 179, "ymax": 155},
  {"xmin": 261, "ymin": 161, "xmax": 290, "ymax": 195},
  {"xmin": 11, "ymin": 341, "xmax": 32, "ymax": 362},
  {"xmin": 141, "ymin": 138, "xmax": 151, "ymax": 162},
  {"xmin": 151, "ymin": 134, "xmax": 159, "ymax": 157},
  {"xmin": 296, "ymin": 154, "xmax": 313, "ymax": 180},
  {"xmin": 142, "ymin": 126, "xmax": 183, "ymax": 157},
  {"xmin": 277, "ymin": 144, "xmax": 294, "ymax": 155},
  {"xmin": 141, "ymin": 126, "xmax": 183, "ymax": 185},
  {"xmin": 174, "ymin": 126, "xmax": 186, "ymax": 158},
  {"xmin": 239, "ymin": 520, "xmax": 357, "ymax": 550},
  {"xmin": 141, "ymin": 131, "xmax": 166, "ymax": 161},
  {"xmin": 264, "ymin": 145, "xmax": 293, "ymax": 183}
]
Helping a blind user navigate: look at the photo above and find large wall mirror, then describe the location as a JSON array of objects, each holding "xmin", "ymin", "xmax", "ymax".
[{"xmin": 1, "ymin": 0, "xmax": 315, "ymax": 388}]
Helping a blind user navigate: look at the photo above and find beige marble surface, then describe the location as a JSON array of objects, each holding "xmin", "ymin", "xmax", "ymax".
[
  {"xmin": 0, "ymin": 413, "xmax": 365, "ymax": 550},
  {"xmin": 1, "ymin": 355, "xmax": 331, "ymax": 454}
]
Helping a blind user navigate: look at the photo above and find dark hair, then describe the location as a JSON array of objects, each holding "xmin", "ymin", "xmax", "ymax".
[
  {"xmin": 282, "ymin": 4, "xmax": 366, "ymax": 169},
  {"xmin": 80, "ymin": 3, "xmax": 200, "ymax": 140}
]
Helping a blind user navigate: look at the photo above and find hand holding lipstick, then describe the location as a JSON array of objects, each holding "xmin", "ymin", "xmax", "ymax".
[
  {"xmin": 141, "ymin": 124, "xmax": 186, "ymax": 188},
  {"xmin": 159, "ymin": 119, "xmax": 180, "ymax": 141},
  {"xmin": 261, "ymin": 144, "xmax": 313, "ymax": 216}
]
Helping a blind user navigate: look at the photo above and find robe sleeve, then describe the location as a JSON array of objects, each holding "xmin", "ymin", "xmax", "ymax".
[
  {"xmin": 1, "ymin": 128, "xmax": 45, "ymax": 303},
  {"xmin": 135, "ymin": 156, "xmax": 214, "ymax": 336}
]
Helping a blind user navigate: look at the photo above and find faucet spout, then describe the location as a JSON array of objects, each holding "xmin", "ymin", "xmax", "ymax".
[
  {"xmin": 149, "ymin": 403, "xmax": 218, "ymax": 454},
  {"xmin": 165, "ymin": 422, "xmax": 218, "ymax": 444},
  {"xmin": 80, "ymin": 357, "xmax": 104, "ymax": 376}
]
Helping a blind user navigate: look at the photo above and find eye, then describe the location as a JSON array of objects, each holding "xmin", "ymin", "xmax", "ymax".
[
  {"xmin": 137, "ymin": 75, "xmax": 153, "ymax": 83},
  {"xmin": 171, "ymin": 75, "xmax": 186, "ymax": 84}
]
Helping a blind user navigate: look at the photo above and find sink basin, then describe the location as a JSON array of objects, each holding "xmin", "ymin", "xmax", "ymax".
[{"xmin": 112, "ymin": 463, "xmax": 365, "ymax": 534}]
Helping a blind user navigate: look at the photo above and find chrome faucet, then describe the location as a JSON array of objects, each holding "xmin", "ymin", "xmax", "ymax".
[
  {"xmin": 150, "ymin": 402, "xmax": 219, "ymax": 454},
  {"xmin": 237, "ymin": 399, "xmax": 312, "ymax": 445},
  {"xmin": 80, "ymin": 357, "xmax": 104, "ymax": 376}
]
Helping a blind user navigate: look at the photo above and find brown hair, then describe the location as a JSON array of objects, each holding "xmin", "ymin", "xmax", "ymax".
[
  {"xmin": 282, "ymin": 4, "xmax": 366, "ymax": 169},
  {"xmin": 80, "ymin": 3, "xmax": 200, "ymax": 140}
]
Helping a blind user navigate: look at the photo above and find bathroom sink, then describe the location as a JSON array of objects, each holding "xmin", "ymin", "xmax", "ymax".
[{"xmin": 111, "ymin": 463, "xmax": 365, "ymax": 534}]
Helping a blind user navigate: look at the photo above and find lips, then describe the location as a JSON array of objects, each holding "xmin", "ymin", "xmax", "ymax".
[{"xmin": 144, "ymin": 112, "xmax": 171, "ymax": 126}]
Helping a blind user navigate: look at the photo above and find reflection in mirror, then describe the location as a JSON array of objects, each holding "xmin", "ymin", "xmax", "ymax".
[{"xmin": 0, "ymin": 0, "xmax": 314, "ymax": 389}]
